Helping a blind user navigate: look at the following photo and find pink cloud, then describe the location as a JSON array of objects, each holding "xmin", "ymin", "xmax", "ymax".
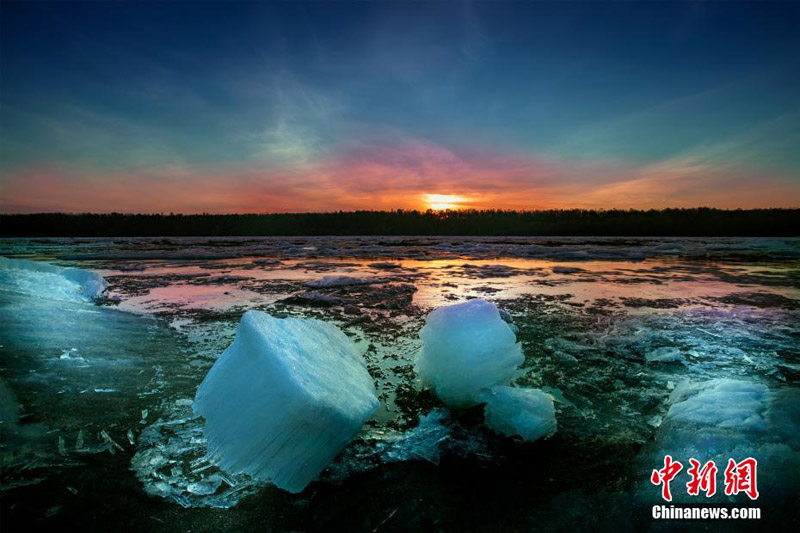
[{"xmin": 1, "ymin": 140, "xmax": 797, "ymax": 213}]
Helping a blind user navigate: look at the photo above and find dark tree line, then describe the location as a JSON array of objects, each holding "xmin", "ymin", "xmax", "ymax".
[{"xmin": 0, "ymin": 209, "xmax": 798, "ymax": 237}]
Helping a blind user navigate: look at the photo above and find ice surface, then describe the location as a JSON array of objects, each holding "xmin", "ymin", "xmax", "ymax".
[
  {"xmin": 480, "ymin": 386, "xmax": 557, "ymax": 442},
  {"xmin": 0, "ymin": 256, "xmax": 106, "ymax": 302},
  {"xmin": 194, "ymin": 310, "xmax": 379, "ymax": 493},
  {"xmin": 417, "ymin": 299, "xmax": 524, "ymax": 407}
]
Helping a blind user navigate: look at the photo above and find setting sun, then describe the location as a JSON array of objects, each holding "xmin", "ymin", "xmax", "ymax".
[{"xmin": 423, "ymin": 194, "xmax": 467, "ymax": 211}]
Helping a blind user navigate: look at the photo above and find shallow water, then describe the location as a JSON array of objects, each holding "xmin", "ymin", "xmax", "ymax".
[{"xmin": 1, "ymin": 237, "xmax": 798, "ymax": 531}]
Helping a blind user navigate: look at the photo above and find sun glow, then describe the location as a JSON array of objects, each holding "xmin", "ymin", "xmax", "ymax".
[{"xmin": 423, "ymin": 194, "xmax": 467, "ymax": 210}]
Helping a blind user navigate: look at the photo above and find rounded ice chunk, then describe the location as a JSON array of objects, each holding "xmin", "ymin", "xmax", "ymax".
[
  {"xmin": 193, "ymin": 310, "xmax": 379, "ymax": 493},
  {"xmin": 480, "ymin": 386, "xmax": 557, "ymax": 442},
  {"xmin": 416, "ymin": 299, "xmax": 524, "ymax": 407}
]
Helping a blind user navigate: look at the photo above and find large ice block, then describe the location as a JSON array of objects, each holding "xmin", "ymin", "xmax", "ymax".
[
  {"xmin": 416, "ymin": 299, "xmax": 524, "ymax": 407},
  {"xmin": 480, "ymin": 386, "xmax": 557, "ymax": 442},
  {"xmin": 193, "ymin": 310, "xmax": 379, "ymax": 493},
  {"xmin": 0, "ymin": 256, "xmax": 106, "ymax": 302}
]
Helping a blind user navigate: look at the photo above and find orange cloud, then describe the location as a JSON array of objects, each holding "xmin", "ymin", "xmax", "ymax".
[{"xmin": 1, "ymin": 140, "xmax": 797, "ymax": 213}]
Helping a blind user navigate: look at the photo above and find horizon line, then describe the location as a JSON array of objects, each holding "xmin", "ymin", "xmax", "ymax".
[{"xmin": 3, "ymin": 207, "xmax": 800, "ymax": 217}]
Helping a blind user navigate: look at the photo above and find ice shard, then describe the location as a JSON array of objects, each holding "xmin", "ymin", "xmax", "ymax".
[{"xmin": 480, "ymin": 386, "xmax": 557, "ymax": 442}]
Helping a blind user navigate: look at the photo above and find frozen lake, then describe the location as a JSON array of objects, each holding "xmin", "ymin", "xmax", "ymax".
[{"xmin": 1, "ymin": 236, "xmax": 799, "ymax": 530}]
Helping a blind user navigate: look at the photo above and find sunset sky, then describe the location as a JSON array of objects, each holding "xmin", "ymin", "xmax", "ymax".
[{"xmin": 1, "ymin": 1, "xmax": 799, "ymax": 213}]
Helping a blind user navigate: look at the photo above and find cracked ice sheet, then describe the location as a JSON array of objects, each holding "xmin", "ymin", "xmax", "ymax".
[
  {"xmin": 0, "ymin": 286, "xmax": 193, "ymax": 491},
  {"xmin": 511, "ymin": 301, "xmax": 800, "ymax": 446}
]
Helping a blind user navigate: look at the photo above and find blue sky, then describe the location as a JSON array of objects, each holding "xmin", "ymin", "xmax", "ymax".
[{"xmin": 1, "ymin": 1, "xmax": 798, "ymax": 212}]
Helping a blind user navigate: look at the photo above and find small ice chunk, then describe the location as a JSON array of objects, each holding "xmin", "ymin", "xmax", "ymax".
[
  {"xmin": 305, "ymin": 275, "xmax": 388, "ymax": 288},
  {"xmin": 416, "ymin": 299, "xmax": 523, "ymax": 407},
  {"xmin": 186, "ymin": 474, "xmax": 224, "ymax": 496},
  {"xmin": 287, "ymin": 291, "xmax": 342, "ymax": 306},
  {"xmin": 44, "ymin": 506, "xmax": 62, "ymax": 518},
  {"xmin": 480, "ymin": 386, "xmax": 557, "ymax": 442},
  {"xmin": 645, "ymin": 346, "xmax": 685, "ymax": 363},
  {"xmin": 100, "ymin": 429, "xmax": 124, "ymax": 453},
  {"xmin": 194, "ymin": 310, "xmax": 379, "ymax": 493},
  {"xmin": 380, "ymin": 409, "xmax": 453, "ymax": 464}
]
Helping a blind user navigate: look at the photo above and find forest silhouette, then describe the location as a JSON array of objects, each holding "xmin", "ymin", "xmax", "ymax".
[{"xmin": 1, "ymin": 208, "xmax": 798, "ymax": 237}]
